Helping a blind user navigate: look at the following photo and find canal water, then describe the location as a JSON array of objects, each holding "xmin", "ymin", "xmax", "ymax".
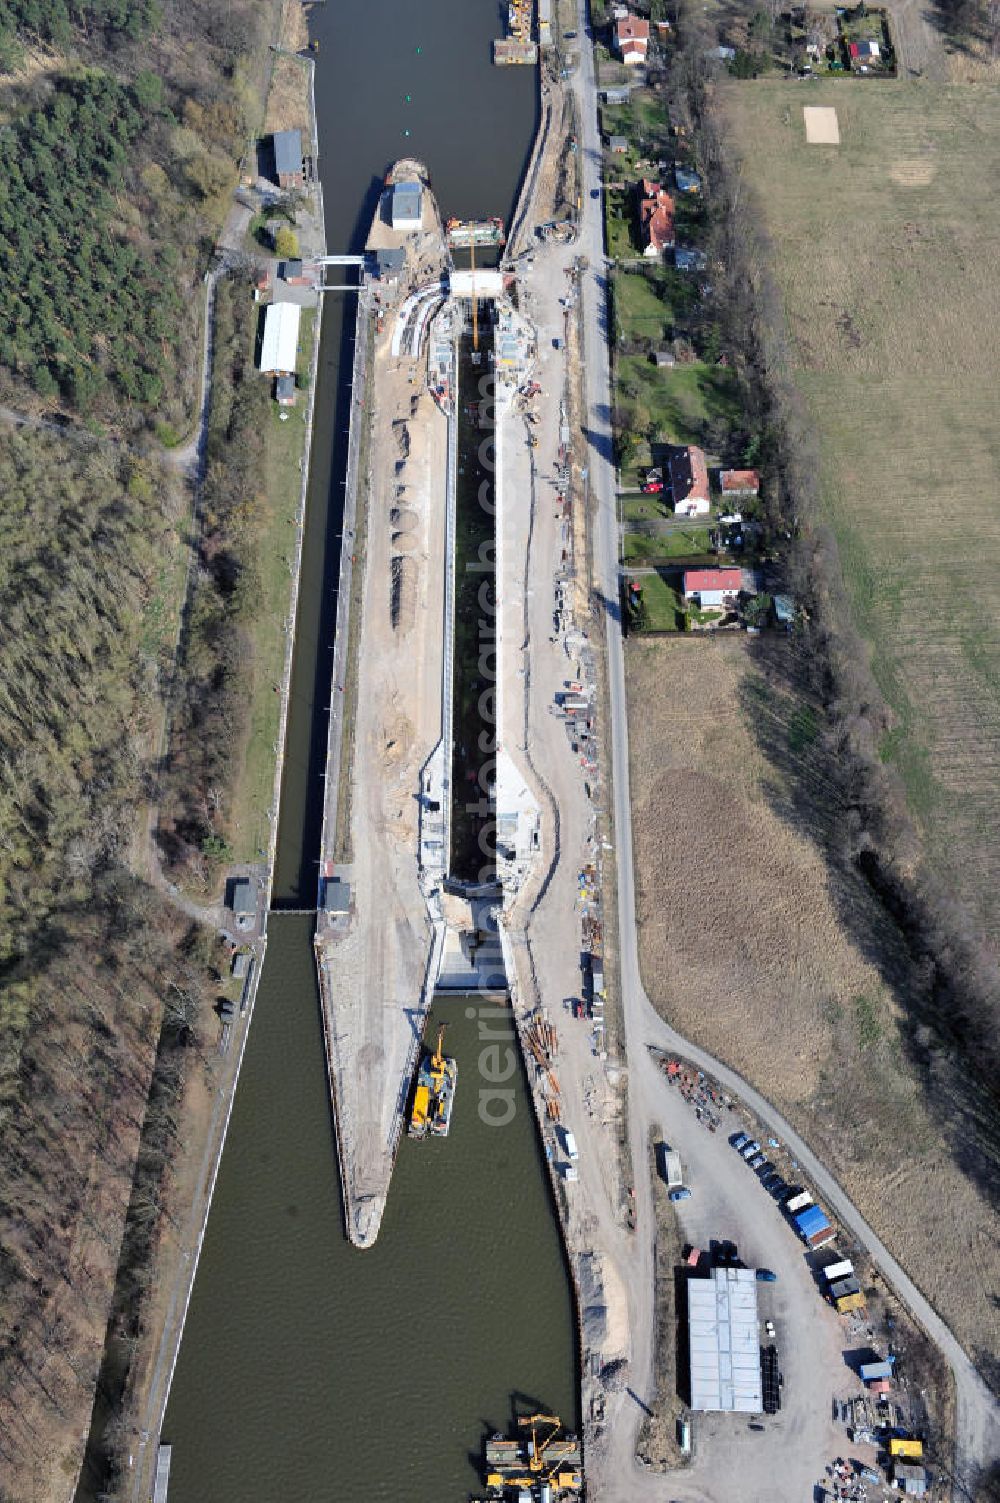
[{"xmin": 163, "ymin": 4, "xmax": 578, "ymax": 1499}]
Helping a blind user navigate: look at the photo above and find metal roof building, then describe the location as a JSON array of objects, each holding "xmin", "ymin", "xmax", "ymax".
[
  {"xmin": 273, "ymin": 129, "xmax": 303, "ymax": 182},
  {"xmin": 259, "ymin": 301, "xmax": 301, "ymax": 374},
  {"xmin": 230, "ymin": 877, "xmax": 255, "ymax": 915},
  {"xmin": 688, "ymin": 1267, "xmax": 762, "ymax": 1413}
]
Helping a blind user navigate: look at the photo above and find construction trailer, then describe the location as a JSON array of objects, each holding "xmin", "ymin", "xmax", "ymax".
[
  {"xmin": 794, "ymin": 1204, "xmax": 835, "ymax": 1249},
  {"xmin": 889, "ymin": 1438, "xmax": 924, "ymax": 1461}
]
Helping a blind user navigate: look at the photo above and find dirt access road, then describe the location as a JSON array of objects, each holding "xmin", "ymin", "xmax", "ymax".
[{"xmin": 560, "ymin": 0, "xmax": 1000, "ymax": 1493}]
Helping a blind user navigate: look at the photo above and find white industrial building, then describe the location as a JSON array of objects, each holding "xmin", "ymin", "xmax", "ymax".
[
  {"xmin": 688, "ymin": 1267, "xmax": 763, "ymax": 1412},
  {"xmin": 391, "ymin": 180, "xmax": 423, "ymax": 231},
  {"xmin": 259, "ymin": 301, "xmax": 301, "ymax": 374}
]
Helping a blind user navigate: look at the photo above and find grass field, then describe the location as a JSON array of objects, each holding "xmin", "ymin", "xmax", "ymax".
[
  {"xmin": 229, "ymin": 307, "xmax": 315, "ymax": 863},
  {"xmin": 623, "ymin": 527, "xmax": 713, "ymax": 562},
  {"xmin": 628, "ymin": 570, "xmax": 685, "ymax": 630},
  {"xmin": 626, "ymin": 634, "xmax": 1000, "ymax": 1375},
  {"xmin": 722, "ymin": 79, "xmax": 1000, "ymax": 939}
]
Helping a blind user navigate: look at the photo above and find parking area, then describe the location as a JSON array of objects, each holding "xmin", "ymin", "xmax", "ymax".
[{"xmin": 643, "ymin": 1051, "xmax": 874, "ymax": 1503}]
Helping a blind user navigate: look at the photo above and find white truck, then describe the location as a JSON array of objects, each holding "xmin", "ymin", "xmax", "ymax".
[{"xmin": 562, "ymin": 1128, "xmax": 579, "ymax": 1160}]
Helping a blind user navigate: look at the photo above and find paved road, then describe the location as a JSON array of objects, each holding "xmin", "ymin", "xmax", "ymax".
[{"xmin": 565, "ymin": 0, "xmax": 1000, "ymax": 1493}]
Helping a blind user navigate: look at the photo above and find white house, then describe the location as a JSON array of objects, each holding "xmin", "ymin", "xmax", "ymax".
[
  {"xmin": 615, "ymin": 15, "xmax": 650, "ymax": 64},
  {"xmin": 668, "ymin": 444, "xmax": 711, "ymax": 516},
  {"xmin": 682, "ymin": 567, "xmax": 744, "ymax": 609}
]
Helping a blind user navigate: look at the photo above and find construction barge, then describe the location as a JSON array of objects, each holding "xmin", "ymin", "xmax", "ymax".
[
  {"xmin": 494, "ymin": 0, "xmax": 538, "ymax": 63},
  {"xmin": 481, "ymin": 1415, "xmax": 582, "ymax": 1500},
  {"xmin": 408, "ymin": 1025, "xmax": 457, "ymax": 1138},
  {"xmin": 446, "ymin": 216, "xmax": 506, "ymax": 250}
]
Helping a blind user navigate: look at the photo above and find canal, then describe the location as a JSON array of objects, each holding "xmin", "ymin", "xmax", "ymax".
[{"xmin": 163, "ymin": 3, "xmax": 578, "ymax": 1499}]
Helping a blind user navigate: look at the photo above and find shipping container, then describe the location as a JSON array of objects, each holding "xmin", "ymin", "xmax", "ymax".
[
  {"xmin": 889, "ymin": 1438, "xmax": 924, "ymax": 1460},
  {"xmin": 661, "ymin": 1149, "xmax": 683, "ymax": 1189},
  {"xmin": 823, "ymin": 1259, "xmax": 854, "ymax": 1283},
  {"xmin": 835, "ymin": 1291, "xmax": 866, "ymax": 1313},
  {"xmin": 785, "ymin": 1190, "xmax": 813, "ymax": 1213}
]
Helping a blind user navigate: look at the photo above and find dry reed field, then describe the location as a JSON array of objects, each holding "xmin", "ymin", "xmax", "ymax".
[
  {"xmin": 721, "ymin": 79, "xmax": 1000, "ymax": 944},
  {"xmin": 626, "ymin": 635, "xmax": 999, "ymax": 1376}
]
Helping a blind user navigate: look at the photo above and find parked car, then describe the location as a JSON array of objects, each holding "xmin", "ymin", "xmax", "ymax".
[
  {"xmin": 590, "ymin": 187, "xmax": 601, "ymax": 198},
  {"xmin": 668, "ymin": 1187, "xmax": 692, "ymax": 1202},
  {"xmin": 764, "ymin": 1320, "xmax": 776, "ymax": 1338},
  {"xmin": 756, "ymin": 1268, "xmax": 777, "ymax": 1283},
  {"xmin": 732, "ymin": 1132, "xmax": 749, "ymax": 1151},
  {"xmin": 640, "ymin": 479, "xmax": 663, "ymax": 495},
  {"xmin": 752, "ymin": 1155, "xmax": 769, "ymax": 1172},
  {"xmin": 769, "ymin": 1179, "xmax": 787, "ymax": 1198},
  {"xmin": 741, "ymin": 1141, "xmax": 761, "ymax": 1160}
]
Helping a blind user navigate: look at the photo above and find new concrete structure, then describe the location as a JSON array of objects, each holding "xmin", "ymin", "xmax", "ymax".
[{"xmin": 688, "ymin": 1267, "xmax": 763, "ymax": 1413}]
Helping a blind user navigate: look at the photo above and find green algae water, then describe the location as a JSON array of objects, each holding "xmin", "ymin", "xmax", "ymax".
[{"xmin": 163, "ymin": 3, "xmax": 577, "ymax": 1497}]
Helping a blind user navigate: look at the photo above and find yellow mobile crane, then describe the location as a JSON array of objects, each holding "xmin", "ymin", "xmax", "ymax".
[{"xmin": 519, "ymin": 1414, "xmax": 562, "ymax": 1471}]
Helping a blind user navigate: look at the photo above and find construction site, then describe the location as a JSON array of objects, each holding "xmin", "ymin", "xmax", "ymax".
[{"xmin": 302, "ymin": 20, "xmax": 989, "ymax": 1503}]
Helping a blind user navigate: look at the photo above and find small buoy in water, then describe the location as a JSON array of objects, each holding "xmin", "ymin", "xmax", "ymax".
[
  {"xmin": 404, "ymin": 128, "xmax": 410, "ymax": 136},
  {"xmin": 405, "ymin": 93, "xmax": 411, "ymax": 101},
  {"xmin": 416, "ymin": 45, "xmax": 422, "ymax": 53}
]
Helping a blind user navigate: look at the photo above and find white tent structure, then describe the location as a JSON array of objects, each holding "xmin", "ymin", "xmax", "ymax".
[{"xmin": 259, "ymin": 301, "xmax": 301, "ymax": 374}]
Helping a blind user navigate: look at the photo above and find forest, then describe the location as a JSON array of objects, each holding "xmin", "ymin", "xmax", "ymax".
[
  {"xmin": 0, "ymin": 73, "xmax": 186, "ymax": 413},
  {"xmin": 0, "ymin": 0, "xmax": 158, "ymax": 62},
  {"xmin": 0, "ymin": 0, "xmax": 279, "ymax": 1487},
  {"xmin": 0, "ymin": 427, "xmax": 217, "ymax": 1485}
]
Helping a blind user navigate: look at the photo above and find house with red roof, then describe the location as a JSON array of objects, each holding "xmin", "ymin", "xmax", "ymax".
[
  {"xmin": 667, "ymin": 444, "xmax": 711, "ymax": 516},
  {"xmin": 639, "ymin": 179, "xmax": 675, "ymax": 257},
  {"xmin": 682, "ymin": 567, "xmax": 744, "ymax": 609},
  {"xmin": 615, "ymin": 14, "xmax": 650, "ymax": 63},
  {"xmin": 719, "ymin": 468, "xmax": 760, "ymax": 498}
]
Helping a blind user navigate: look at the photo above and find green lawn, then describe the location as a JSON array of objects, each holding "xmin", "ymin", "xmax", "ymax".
[
  {"xmin": 623, "ymin": 493, "xmax": 668, "ymax": 522},
  {"xmin": 613, "ymin": 265, "xmax": 700, "ymax": 342},
  {"xmin": 229, "ymin": 307, "xmax": 316, "ymax": 864},
  {"xmin": 631, "ymin": 570, "xmax": 686, "ymax": 632},
  {"xmin": 624, "ymin": 524, "xmax": 714, "ymax": 562},
  {"xmin": 605, "ymin": 186, "xmax": 640, "ymax": 258},
  {"xmin": 617, "ymin": 353, "xmax": 740, "ymax": 447}
]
